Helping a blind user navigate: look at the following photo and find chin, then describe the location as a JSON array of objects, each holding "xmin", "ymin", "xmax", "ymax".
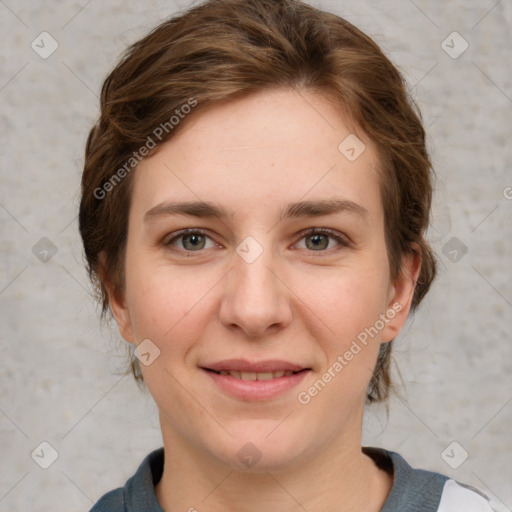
[{"xmin": 204, "ymin": 425, "xmax": 312, "ymax": 474}]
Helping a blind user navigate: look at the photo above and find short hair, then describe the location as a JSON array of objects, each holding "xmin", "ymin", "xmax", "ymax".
[{"xmin": 79, "ymin": 0, "xmax": 436, "ymax": 403}]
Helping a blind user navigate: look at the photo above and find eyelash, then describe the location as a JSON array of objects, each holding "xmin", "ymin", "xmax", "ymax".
[{"xmin": 163, "ymin": 227, "xmax": 351, "ymax": 257}]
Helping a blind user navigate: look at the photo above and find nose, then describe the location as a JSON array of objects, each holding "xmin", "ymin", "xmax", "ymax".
[{"xmin": 219, "ymin": 245, "xmax": 292, "ymax": 339}]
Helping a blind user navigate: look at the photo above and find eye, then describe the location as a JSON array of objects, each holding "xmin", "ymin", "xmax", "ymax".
[
  {"xmin": 163, "ymin": 227, "xmax": 350, "ymax": 257},
  {"xmin": 295, "ymin": 228, "xmax": 350, "ymax": 252},
  {"xmin": 164, "ymin": 229, "xmax": 217, "ymax": 253}
]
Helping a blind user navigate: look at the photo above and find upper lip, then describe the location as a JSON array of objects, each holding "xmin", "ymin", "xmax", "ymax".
[{"xmin": 203, "ymin": 359, "xmax": 309, "ymax": 373}]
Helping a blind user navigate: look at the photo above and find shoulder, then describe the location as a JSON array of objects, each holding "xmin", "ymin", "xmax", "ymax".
[
  {"xmin": 89, "ymin": 488, "xmax": 125, "ymax": 512},
  {"xmin": 89, "ymin": 448, "xmax": 165, "ymax": 512},
  {"xmin": 363, "ymin": 447, "xmax": 496, "ymax": 512},
  {"xmin": 437, "ymin": 479, "xmax": 497, "ymax": 512}
]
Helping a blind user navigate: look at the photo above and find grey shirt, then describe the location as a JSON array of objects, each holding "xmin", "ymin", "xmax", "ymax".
[{"xmin": 89, "ymin": 446, "xmax": 494, "ymax": 511}]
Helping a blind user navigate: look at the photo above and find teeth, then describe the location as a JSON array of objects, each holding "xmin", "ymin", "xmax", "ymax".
[
  {"xmin": 255, "ymin": 372, "xmax": 274, "ymax": 380},
  {"xmin": 218, "ymin": 370, "xmax": 297, "ymax": 380}
]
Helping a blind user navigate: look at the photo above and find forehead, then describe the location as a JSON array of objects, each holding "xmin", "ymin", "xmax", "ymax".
[{"xmin": 131, "ymin": 87, "xmax": 383, "ymax": 223}]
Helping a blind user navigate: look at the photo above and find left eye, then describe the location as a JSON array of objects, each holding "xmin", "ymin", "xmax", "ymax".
[{"xmin": 295, "ymin": 229, "xmax": 347, "ymax": 251}]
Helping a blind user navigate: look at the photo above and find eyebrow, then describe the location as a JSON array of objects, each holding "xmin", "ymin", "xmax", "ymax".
[{"xmin": 144, "ymin": 198, "xmax": 369, "ymax": 222}]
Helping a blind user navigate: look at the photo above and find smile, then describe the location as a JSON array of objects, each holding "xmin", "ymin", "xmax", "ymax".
[
  {"xmin": 213, "ymin": 370, "xmax": 298, "ymax": 380},
  {"xmin": 201, "ymin": 360, "xmax": 311, "ymax": 401}
]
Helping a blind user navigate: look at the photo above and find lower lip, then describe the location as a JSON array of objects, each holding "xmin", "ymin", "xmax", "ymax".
[{"xmin": 202, "ymin": 368, "xmax": 310, "ymax": 401}]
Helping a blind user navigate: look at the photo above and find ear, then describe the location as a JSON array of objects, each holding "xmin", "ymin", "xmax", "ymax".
[
  {"xmin": 98, "ymin": 252, "xmax": 136, "ymax": 344},
  {"xmin": 381, "ymin": 245, "xmax": 422, "ymax": 343}
]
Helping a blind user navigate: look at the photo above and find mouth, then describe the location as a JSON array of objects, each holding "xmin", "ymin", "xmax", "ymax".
[
  {"xmin": 201, "ymin": 359, "xmax": 311, "ymax": 401},
  {"xmin": 205, "ymin": 369, "xmax": 304, "ymax": 380}
]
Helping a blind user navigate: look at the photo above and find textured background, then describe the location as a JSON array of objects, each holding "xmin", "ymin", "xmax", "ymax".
[{"xmin": 0, "ymin": 1, "xmax": 511, "ymax": 510}]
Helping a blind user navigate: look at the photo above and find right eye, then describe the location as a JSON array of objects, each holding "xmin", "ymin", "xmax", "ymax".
[{"xmin": 164, "ymin": 229, "xmax": 217, "ymax": 255}]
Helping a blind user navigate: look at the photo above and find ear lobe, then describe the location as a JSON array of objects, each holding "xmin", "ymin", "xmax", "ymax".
[
  {"xmin": 98, "ymin": 252, "xmax": 135, "ymax": 344},
  {"xmin": 381, "ymin": 246, "xmax": 422, "ymax": 343}
]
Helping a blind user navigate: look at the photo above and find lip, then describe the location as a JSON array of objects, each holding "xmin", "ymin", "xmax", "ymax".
[
  {"xmin": 204, "ymin": 359, "xmax": 307, "ymax": 373},
  {"xmin": 201, "ymin": 359, "xmax": 311, "ymax": 401}
]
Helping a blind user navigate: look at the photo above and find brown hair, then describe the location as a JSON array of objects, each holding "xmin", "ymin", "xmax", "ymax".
[{"xmin": 79, "ymin": 0, "xmax": 436, "ymax": 403}]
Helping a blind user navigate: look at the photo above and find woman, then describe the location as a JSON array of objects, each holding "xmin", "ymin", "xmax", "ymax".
[{"xmin": 79, "ymin": 0, "xmax": 496, "ymax": 510}]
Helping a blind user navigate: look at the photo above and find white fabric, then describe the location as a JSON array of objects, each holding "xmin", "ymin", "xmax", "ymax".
[{"xmin": 437, "ymin": 479, "xmax": 497, "ymax": 512}]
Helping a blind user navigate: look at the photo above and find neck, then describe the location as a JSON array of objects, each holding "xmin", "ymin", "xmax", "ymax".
[{"xmin": 155, "ymin": 420, "xmax": 393, "ymax": 512}]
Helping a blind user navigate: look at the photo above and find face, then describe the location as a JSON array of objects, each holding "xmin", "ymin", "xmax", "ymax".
[{"xmin": 108, "ymin": 87, "xmax": 418, "ymax": 472}]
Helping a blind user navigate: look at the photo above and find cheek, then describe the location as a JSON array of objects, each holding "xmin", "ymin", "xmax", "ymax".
[
  {"xmin": 298, "ymin": 274, "xmax": 388, "ymax": 405},
  {"xmin": 297, "ymin": 265, "xmax": 390, "ymax": 342},
  {"xmin": 123, "ymin": 252, "xmax": 219, "ymax": 350}
]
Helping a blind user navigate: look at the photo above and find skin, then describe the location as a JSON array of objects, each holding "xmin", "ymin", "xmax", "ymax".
[{"xmin": 106, "ymin": 87, "xmax": 421, "ymax": 511}]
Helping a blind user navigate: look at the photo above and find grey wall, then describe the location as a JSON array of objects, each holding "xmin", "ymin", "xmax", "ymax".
[{"xmin": 1, "ymin": 1, "xmax": 511, "ymax": 510}]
